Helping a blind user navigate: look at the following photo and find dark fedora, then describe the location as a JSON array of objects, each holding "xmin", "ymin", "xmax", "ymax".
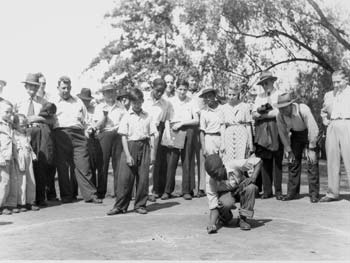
[
  {"xmin": 274, "ymin": 92, "xmax": 296, "ymax": 108},
  {"xmin": 117, "ymin": 89, "xmax": 130, "ymax": 99},
  {"xmin": 0, "ymin": 80, "xmax": 6, "ymax": 87},
  {"xmin": 22, "ymin": 73, "xmax": 40, "ymax": 86},
  {"xmin": 257, "ymin": 71, "xmax": 277, "ymax": 85},
  {"xmin": 199, "ymin": 88, "xmax": 218, "ymax": 98},
  {"xmin": 101, "ymin": 84, "xmax": 116, "ymax": 93},
  {"xmin": 77, "ymin": 88, "xmax": 94, "ymax": 101}
]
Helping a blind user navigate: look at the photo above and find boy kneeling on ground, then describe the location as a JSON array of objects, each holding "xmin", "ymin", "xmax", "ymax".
[{"xmin": 205, "ymin": 154, "xmax": 262, "ymax": 233}]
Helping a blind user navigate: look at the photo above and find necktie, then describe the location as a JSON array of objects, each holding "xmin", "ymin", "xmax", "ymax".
[{"xmin": 27, "ymin": 98, "xmax": 35, "ymax": 116}]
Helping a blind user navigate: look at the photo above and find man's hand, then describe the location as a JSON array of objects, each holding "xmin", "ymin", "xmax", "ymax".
[
  {"xmin": 172, "ymin": 122, "xmax": 182, "ymax": 131},
  {"xmin": 286, "ymin": 151, "xmax": 296, "ymax": 163},
  {"xmin": 306, "ymin": 148, "xmax": 317, "ymax": 165},
  {"xmin": 239, "ymin": 177, "xmax": 254, "ymax": 193},
  {"xmin": 126, "ymin": 154, "xmax": 135, "ymax": 167}
]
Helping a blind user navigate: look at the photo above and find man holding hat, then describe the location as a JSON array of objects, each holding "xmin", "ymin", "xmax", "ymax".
[
  {"xmin": 92, "ymin": 84, "xmax": 126, "ymax": 199},
  {"xmin": 276, "ymin": 92, "xmax": 320, "ymax": 202},
  {"xmin": 205, "ymin": 153, "xmax": 261, "ymax": 233},
  {"xmin": 15, "ymin": 73, "xmax": 49, "ymax": 207},
  {"xmin": 252, "ymin": 71, "xmax": 284, "ymax": 200}
]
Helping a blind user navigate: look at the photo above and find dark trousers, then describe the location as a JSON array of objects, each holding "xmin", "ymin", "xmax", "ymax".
[
  {"xmin": 218, "ymin": 184, "xmax": 257, "ymax": 222},
  {"xmin": 96, "ymin": 131, "xmax": 122, "ymax": 198},
  {"xmin": 88, "ymin": 134, "xmax": 103, "ymax": 197},
  {"xmin": 288, "ymin": 129, "xmax": 319, "ymax": 196},
  {"xmin": 28, "ymin": 127, "xmax": 46, "ymax": 203},
  {"xmin": 114, "ymin": 140, "xmax": 150, "ymax": 211},
  {"xmin": 164, "ymin": 126, "xmax": 195, "ymax": 195},
  {"xmin": 54, "ymin": 128, "xmax": 97, "ymax": 201},
  {"xmin": 46, "ymin": 164, "xmax": 57, "ymax": 199},
  {"xmin": 152, "ymin": 122, "xmax": 167, "ymax": 196},
  {"xmin": 259, "ymin": 139, "xmax": 284, "ymax": 196}
]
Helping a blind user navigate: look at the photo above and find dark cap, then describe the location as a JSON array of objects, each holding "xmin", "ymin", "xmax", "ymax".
[
  {"xmin": 205, "ymin": 154, "xmax": 224, "ymax": 176},
  {"xmin": 152, "ymin": 78, "xmax": 166, "ymax": 89}
]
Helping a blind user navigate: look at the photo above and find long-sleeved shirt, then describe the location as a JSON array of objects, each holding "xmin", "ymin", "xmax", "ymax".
[
  {"xmin": 207, "ymin": 156, "xmax": 261, "ymax": 210},
  {"xmin": 15, "ymin": 95, "xmax": 47, "ymax": 116},
  {"xmin": 276, "ymin": 103, "xmax": 319, "ymax": 152},
  {"xmin": 52, "ymin": 95, "xmax": 87, "ymax": 129}
]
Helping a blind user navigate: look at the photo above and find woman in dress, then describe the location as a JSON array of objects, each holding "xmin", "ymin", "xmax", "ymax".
[{"xmin": 222, "ymin": 85, "xmax": 253, "ymax": 163}]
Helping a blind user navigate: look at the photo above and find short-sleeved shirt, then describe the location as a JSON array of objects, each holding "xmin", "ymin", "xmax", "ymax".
[
  {"xmin": 143, "ymin": 95, "xmax": 170, "ymax": 126},
  {"xmin": 93, "ymin": 101, "xmax": 126, "ymax": 132},
  {"xmin": 168, "ymin": 96, "xmax": 198, "ymax": 123},
  {"xmin": 200, "ymin": 105, "xmax": 224, "ymax": 134},
  {"xmin": 206, "ymin": 156, "xmax": 261, "ymax": 210},
  {"xmin": 118, "ymin": 109, "xmax": 158, "ymax": 141},
  {"xmin": 52, "ymin": 95, "xmax": 87, "ymax": 129}
]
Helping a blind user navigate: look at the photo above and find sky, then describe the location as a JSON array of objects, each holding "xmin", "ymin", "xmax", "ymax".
[
  {"xmin": 0, "ymin": 0, "xmax": 350, "ymax": 100},
  {"xmin": 0, "ymin": 0, "xmax": 116, "ymax": 99}
]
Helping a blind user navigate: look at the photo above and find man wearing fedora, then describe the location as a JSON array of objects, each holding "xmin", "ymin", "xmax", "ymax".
[
  {"xmin": 276, "ymin": 92, "xmax": 320, "ymax": 203},
  {"xmin": 15, "ymin": 73, "xmax": 50, "ymax": 207},
  {"xmin": 52, "ymin": 76, "xmax": 101, "ymax": 204},
  {"xmin": 92, "ymin": 84, "xmax": 126, "ymax": 199},
  {"xmin": 252, "ymin": 71, "xmax": 284, "ymax": 200}
]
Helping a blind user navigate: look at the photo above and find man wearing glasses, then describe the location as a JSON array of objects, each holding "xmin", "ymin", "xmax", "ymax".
[{"xmin": 252, "ymin": 71, "xmax": 284, "ymax": 200}]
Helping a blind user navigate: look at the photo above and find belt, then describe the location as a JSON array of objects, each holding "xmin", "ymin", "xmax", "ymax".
[
  {"xmin": 330, "ymin": 118, "xmax": 350, "ymax": 121},
  {"xmin": 225, "ymin": 122, "xmax": 250, "ymax": 127},
  {"xmin": 205, "ymin": 132, "xmax": 221, "ymax": 136}
]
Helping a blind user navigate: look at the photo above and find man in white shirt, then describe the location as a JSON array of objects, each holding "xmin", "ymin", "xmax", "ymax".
[
  {"xmin": 320, "ymin": 70, "xmax": 350, "ymax": 202},
  {"xmin": 276, "ymin": 93, "xmax": 320, "ymax": 203},
  {"xmin": 52, "ymin": 76, "xmax": 101, "ymax": 204}
]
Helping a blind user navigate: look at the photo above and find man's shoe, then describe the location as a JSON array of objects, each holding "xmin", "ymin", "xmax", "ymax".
[
  {"xmin": 135, "ymin": 207, "xmax": 148, "ymax": 214},
  {"xmin": 61, "ymin": 198, "xmax": 73, "ymax": 204},
  {"xmin": 19, "ymin": 206, "xmax": 27, "ymax": 212},
  {"xmin": 86, "ymin": 196, "xmax": 103, "ymax": 204},
  {"xmin": 2, "ymin": 208, "xmax": 12, "ymax": 215},
  {"xmin": 11, "ymin": 207, "xmax": 20, "ymax": 213},
  {"xmin": 207, "ymin": 225, "xmax": 217, "ymax": 234},
  {"xmin": 282, "ymin": 194, "xmax": 298, "ymax": 201},
  {"xmin": 161, "ymin": 193, "xmax": 171, "ymax": 200},
  {"xmin": 47, "ymin": 197, "xmax": 59, "ymax": 202},
  {"xmin": 36, "ymin": 200, "xmax": 48, "ymax": 207},
  {"xmin": 29, "ymin": 204, "xmax": 40, "ymax": 211},
  {"xmin": 148, "ymin": 195, "xmax": 156, "ymax": 202},
  {"xmin": 310, "ymin": 195, "xmax": 319, "ymax": 203},
  {"xmin": 261, "ymin": 193, "xmax": 273, "ymax": 199},
  {"xmin": 275, "ymin": 192, "xmax": 283, "ymax": 201},
  {"xmin": 196, "ymin": 190, "xmax": 206, "ymax": 198},
  {"xmin": 107, "ymin": 207, "xmax": 125, "ymax": 216},
  {"xmin": 319, "ymin": 196, "xmax": 338, "ymax": 202},
  {"xmin": 183, "ymin": 193, "xmax": 192, "ymax": 200},
  {"xmin": 239, "ymin": 217, "xmax": 251, "ymax": 231}
]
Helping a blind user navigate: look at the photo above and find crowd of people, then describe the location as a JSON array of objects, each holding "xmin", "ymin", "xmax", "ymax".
[{"xmin": 0, "ymin": 67, "xmax": 349, "ymax": 234}]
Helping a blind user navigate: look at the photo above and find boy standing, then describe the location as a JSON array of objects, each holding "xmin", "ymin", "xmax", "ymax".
[{"xmin": 107, "ymin": 88, "xmax": 158, "ymax": 215}]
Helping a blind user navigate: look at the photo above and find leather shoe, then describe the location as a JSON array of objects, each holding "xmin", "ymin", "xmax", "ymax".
[
  {"xmin": 196, "ymin": 190, "xmax": 206, "ymax": 198},
  {"xmin": 135, "ymin": 207, "xmax": 148, "ymax": 214},
  {"xmin": 86, "ymin": 196, "xmax": 103, "ymax": 204},
  {"xmin": 261, "ymin": 193, "xmax": 273, "ymax": 199},
  {"xmin": 161, "ymin": 193, "xmax": 171, "ymax": 200},
  {"xmin": 310, "ymin": 195, "xmax": 319, "ymax": 203},
  {"xmin": 183, "ymin": 193, "xmax": 192, "ymax": 200},
  {"xmin": 148, "ymin": 195, "xmax": 156, "ymax": 202},
  {"xmin": 239, "ymin": 217, "xmax": 251, "ymax": 230},
  {"xmin": 207, "ymin": 225, "xmax": 217, "ymax": 234},
  {"xmin": 36, "ymin": 200, "xmax": 48, "ymax": 207},
  {"xmin": 107, "ymin": 207, "xmax": 125, "ymax": 216},
  {"xmin": 282, "ymin": 194, "xmax": 299, "ymax": 201},
  {"xmin": 275, "ymin": 192, "xmax": 283, "ymax": 201},
  {"xmin": 319, "ymin": 196, "xmax": 338, "ymax": 202}
]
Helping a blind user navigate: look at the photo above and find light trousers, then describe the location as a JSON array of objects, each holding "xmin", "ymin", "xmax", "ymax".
[
  {"xmin": 16, "ymin": 151, "xmax": 36, "ymax": 205},
  {"xmin": 325, "ymin": 120, "xmax": 350, "ymax": 198}
]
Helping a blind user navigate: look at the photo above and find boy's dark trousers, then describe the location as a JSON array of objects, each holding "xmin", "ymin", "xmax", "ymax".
[
  {"xmin": 152, "ymin": 122, "xmax": 167, "ymax": 196},
  {"xmin": 164, "ymin": 126, "xmax": 195, "ymax": 195},
  {"xmin": 96, "ymin": 130, "xmax": 122, "ymax": 198},
  {"xmin": 288, "ymin": 129, "xmax": 319, "ymax": 197},
  {"xmin": 46, "ymin": 164, "xmax": 57, "ymax": 200},
  {"xmin": 217, "ymin": 184, "xmax": 257, "ymax": 223},
  {"xmin": 88, "ymin": 133, "xmax": 103, "ymax": 197},
  {"xmin": 114, "ymin": 139, "xmax": 150, "ymax": 211},
  {"xmin": 54, "ymin": 128, "xmax": 97, "ymax": 201}
]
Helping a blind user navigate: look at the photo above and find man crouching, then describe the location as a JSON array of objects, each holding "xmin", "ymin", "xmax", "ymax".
[{"xmin": 205, "ymin": 154, "xmax": 262, "ymax": 233}]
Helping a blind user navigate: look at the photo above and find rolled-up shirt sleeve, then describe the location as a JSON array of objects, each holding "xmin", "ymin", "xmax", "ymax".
[{"xmin": 300, "ymin": 104, "xmax": 319, "ymax": 149}]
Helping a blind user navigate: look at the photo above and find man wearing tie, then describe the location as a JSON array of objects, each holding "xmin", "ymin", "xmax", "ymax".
[{"xmin": 15, "ymin": 73, "xmax": 48, "ymax": 207}]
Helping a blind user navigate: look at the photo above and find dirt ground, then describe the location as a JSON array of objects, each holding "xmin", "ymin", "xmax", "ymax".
[{"xmin": 0, "ymin": 160, "xmax": 349, "ymax": 261}]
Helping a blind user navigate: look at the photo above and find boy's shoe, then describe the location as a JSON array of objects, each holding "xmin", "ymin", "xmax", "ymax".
[
  {"xmin": 148, "ymin": 195, "xmax": 156, "ymax": 202},
  {"xmin": 196, "ymin": 190, "xmax": 206, "ymax": 198},
  {"xmin": 239, "ymin": 217, "xmax": 251, "ymax": 231},
  {"xmin": 19, "ymin": 206, "xmax": 27, "ymax": 212},
  {"xmin": 107, "ymin": 207, "xmax": 126, "ymax": 216},
  {"xmin": 161, "ymin": 193, "xmax": 171, "ymax": 200},
  {"xmin": 319, "ymin": 196, "xmax": 338, "ymax": 202},
  {"xmin": 134, "ymin": 207, "xmax": 148, "ymax": 214},
  {"xmin": 183, "ymin": 194, "xmax": 192, "ymax": 200},
  {"xmin": 2, "ymin": 208, "xmax": 12, "ymax": 215},
  {"xmin": 26, "ymin": 204, "xmax": 40, "ymax": 211}
]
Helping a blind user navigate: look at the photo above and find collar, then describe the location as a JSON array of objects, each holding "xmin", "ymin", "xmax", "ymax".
[
  {"xmin": 129, "ymin": 108, "xmax": 146, "ymax": 116},
  {"xmin": 205, "ymin": 104, "xmax": 220, "ymax": 112},
  {"xmin": 261, "ymin": 87, "xmax": 276, "ymax": 97}
]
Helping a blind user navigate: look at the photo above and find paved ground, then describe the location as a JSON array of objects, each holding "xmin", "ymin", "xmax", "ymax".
[{"xmin": 0, "ymin": 160, "xmax": 350, "ymax": 260}]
